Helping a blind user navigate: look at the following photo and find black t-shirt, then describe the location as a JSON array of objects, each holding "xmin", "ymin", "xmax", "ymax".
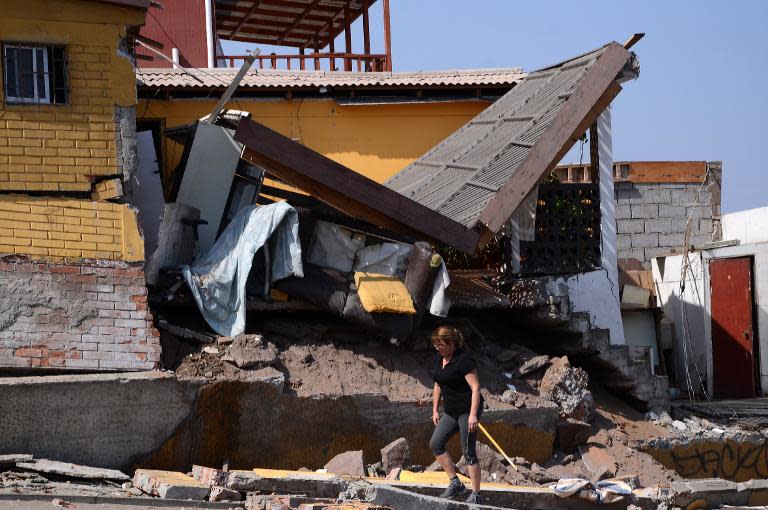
[{"xmin": 432, "ymin": 348, "xmax": 482, "ymax": 417}]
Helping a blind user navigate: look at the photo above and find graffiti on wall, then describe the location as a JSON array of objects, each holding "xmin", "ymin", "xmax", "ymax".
[{"xmin": 648, "ymin": 438, "xmax": 768, "ymax": 482}]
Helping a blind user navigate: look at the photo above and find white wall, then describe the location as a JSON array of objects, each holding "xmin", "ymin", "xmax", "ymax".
[
  {"xmin": 547, "ymin": 269, "xmax": 625, "ymax": 345},
  {"xmin": 722, "ymin": 206, "xmax": 768, "ymax": 245},
  {"xmin": 652, "ymin": 253, "xmax": 708, "ymax": 397}
]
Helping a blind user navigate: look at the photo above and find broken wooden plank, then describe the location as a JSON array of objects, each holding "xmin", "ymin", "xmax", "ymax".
[
  {"xmin": 477, "ymin": 42, "xmax": 630, "ymax": 236},
  {"xmin": 234, "ymin": 119, "xmax": 482, "ymax": 254},
  {"xmin": 157, "ymin": 319, "xmax": 215, "ymax": 343}
]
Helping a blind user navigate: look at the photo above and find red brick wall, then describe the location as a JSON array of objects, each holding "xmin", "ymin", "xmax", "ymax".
[{"xmin": 0, "ymin": 257, "xmax": 160, "ymax": 370}]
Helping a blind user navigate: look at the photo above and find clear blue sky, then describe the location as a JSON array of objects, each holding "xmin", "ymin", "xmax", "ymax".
[{"xmin": 222, "ymin": 1, "xmax": 768, "ymax": 213}]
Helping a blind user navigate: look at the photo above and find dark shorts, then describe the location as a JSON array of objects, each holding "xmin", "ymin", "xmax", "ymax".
[{"xmin": 429, "ymin": 410, "xmax": 482, "ymax": 465}]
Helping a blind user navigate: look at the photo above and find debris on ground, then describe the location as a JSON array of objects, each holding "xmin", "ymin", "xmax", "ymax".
[
  {"xmin": 324, "ymin": 450, "xmax": 366, "ymax": 478},
  {"xmin": 380, "ymin": 438, "xmax": 411, "ymax": 473},
  {"xmin": 540, "ymin": 356, "xmax": 595, "ymax": 422},
  {"xmin": 15, "ymin": 459, "xmax": 130, "ymax": 481}
]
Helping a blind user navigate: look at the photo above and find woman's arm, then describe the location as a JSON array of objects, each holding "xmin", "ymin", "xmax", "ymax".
[
  {"xmin": 465, "ymin": 370, "xmax": 481, "ymax": 432},
  {"xmin": 432, "ymin": 382, "xmax": 442, "ymax": 426}
]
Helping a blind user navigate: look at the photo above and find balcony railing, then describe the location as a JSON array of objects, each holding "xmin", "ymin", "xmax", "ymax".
[{"xmin": 220, "ymin": 53, "xmax": 390, "ymax": 72}]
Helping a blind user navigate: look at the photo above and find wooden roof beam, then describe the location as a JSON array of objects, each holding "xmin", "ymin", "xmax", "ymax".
[
  {"xmin": 234, "ymin": 119, "xmax": 480, "ymax": 254},
  {"xmin": 229, "ymin": 0, "xmax": 262, "ymax": 39},
  {"xmin": 275, "ymin": 0, "xmax": 323, "ymax": 45}
]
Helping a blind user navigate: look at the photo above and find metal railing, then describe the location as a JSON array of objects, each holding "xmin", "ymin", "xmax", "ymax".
[{"xmin": 219, "ymin": 52, "xmax": 390, "ymax": 72}]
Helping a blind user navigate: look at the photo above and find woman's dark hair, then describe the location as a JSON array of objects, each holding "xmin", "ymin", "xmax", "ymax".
[{"xmin": 431, "ymin": 324, "xmax": 464, "ymax": 348}]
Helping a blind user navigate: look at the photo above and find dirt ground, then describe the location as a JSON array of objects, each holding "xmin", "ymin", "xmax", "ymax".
[{"xmin": 169, "ymin": 316, "xmax": 682, "ymax": 489}]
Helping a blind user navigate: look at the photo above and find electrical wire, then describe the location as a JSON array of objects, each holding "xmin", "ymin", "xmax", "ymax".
[{"xmin": 677, "ymin": 164, "xmax": 715, "ymax": 403}]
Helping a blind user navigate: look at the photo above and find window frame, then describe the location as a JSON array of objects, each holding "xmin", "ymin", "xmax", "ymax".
[{"xmin": 2, "ymin": 42, "xmax": 68, "ymax": 105}]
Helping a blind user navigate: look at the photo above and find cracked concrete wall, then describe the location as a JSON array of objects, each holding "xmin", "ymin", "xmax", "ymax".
[
  {"xmin": 0, "ymin": 372, "xmax": 197, "ymax": 469},
  {"xmin": 0, "ymin": 373, "xmax": 559, "ymax": 471}
]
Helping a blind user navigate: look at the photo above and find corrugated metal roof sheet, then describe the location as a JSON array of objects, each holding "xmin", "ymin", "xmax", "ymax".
[
  {"xmin": 233, "ymin": 42, "xmax": 634, "ymax": 253},
  {"xmin": 384, "ymin": 44, "xmax": 615, "ymax": 229},
  {"xmin": 136, "ymin": 67, "xmax": 525, "ymax": 89}
]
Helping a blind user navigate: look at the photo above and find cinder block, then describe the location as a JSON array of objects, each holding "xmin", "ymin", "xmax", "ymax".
[
  {"xmin": 631, "ymin": 204, "xmax": 659, "ymax": 218},
  {"xmin": 645, "ymin": 218, "xmax": 673, "ymax": 234},
  {"xmin": 631, "ymin": 233, "xmax": 659, "ymax": 248},
  {"xmin": 645, "ymin": 247, "xmax": 676, "ymax": 260},
  {"xmin": 615, "ymin": 204, "xmax": 632, "ymax": 219},
  {"xmin": 640, "ymin": 188, "xmax": 672, "ymax": 204},
  {"xmin": 616, "ymin": 234, "xmax": 632, "ymax": 250},
  {"xmin": 698, "ymin": 219, "xmax": 713, "ymax": 234},
  {"xmin": 659, "ymin": 233, "xmax": 686, "ymax": 247},
  {"xmin": 658, "ymin": 204, "xmax": 686, "ymax": 218},
  {"xmin": 691, "ymin": 233, "xmax": 714, "ymax": 246},
  {"xmin": 617, "ymin": 219, "xmax": 645, "ymax": 234}
]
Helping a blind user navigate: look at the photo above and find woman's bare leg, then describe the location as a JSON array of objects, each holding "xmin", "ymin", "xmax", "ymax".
[{"xmin": 435, "ymin": 452, "xmax": 457, "ymax": 479}]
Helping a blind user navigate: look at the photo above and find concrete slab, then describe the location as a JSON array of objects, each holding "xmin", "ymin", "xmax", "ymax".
[
  {"xmin": 0, "ymin": 454, "xmax": 32, "ymax": 467},
  {"xmin": 365, "ymin": 483, "xmax": 509, "ymax": 510},
  {"xmin": 0, "ymin": 493, "xmax": 241, "ymax": 509},
  {"xmin": 15, "ymin": 459, "xmax": 129, "ymax": 481},
  {"xmin": 133, "ymin": 469, "xmax": 210, "ymax": 500},
  {"xmin": 250, "ymin": 468, "xmax": 627, "ymax": 510}
]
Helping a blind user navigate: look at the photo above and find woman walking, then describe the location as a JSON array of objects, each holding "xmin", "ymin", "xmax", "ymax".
[{"xmin": 429, "ymin": 325, "xmax": 484, "ymax": 505}]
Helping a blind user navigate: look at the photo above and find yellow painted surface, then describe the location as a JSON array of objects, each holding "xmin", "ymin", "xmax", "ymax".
[
  {"xmin": 0, "ymin": 0, "xmax": 145, "ymax": 192},
  {"xmin": 140, "ymin": 98, "xmax": 489, "ymax": 185},
  {"xmin": 354, "ymin": 272, "xmax": 416, "ymax": 314},
  {"xmin": 120, "ymin": 205, "xmax": 145, "ymax": 262},
  {"xmin": 0, "ymin": 195, "xmax": 144, "ymax": 262},
  {"xmin": 251, "ymin": 467, "xmax": 552, "ymax": 492},
  {"xmin": 134, "ymin": 469, "xmax": 209, "ymax": 488}
]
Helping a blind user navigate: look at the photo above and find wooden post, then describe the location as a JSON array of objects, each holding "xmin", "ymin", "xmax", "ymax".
[
  {"xmin": 329, "ymin": 26, "xmax": 336, "ymax": 70},
  {"xmin": 362, "ymin": 0, "xmax": 371, "ymax": 71},
  {"xmin": 343, "ymin": 5, "xmax": 352, "ymax": 71},
  {"xmin": 589, "ymin": 121, "xmax": 598, "ymax": 182},
  {"xmin": 299, "ymin": 47, "xmax": 305, "ymax": 70},
  {"xmin": 383, "ymin": 0, "xmax": 392, "ymax": 71},
  {"xmin": 313, "ymin": 37, "xmax": 320, "ymax": 70}
]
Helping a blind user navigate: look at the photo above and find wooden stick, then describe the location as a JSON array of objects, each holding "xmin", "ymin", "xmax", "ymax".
[{"xmin": 477, "ymin": 423, "xmax": 518, "ymax": 472}]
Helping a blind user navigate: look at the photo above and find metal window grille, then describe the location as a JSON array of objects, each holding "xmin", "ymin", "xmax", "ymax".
[{"xmin": 2, "ymin": 43, "xmax": 68, "ymax": 105}]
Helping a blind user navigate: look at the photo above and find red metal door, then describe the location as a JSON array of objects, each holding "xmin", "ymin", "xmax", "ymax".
[{"xmin": 710, "ymin": 257, "xmax": 756, "ymax": 398}]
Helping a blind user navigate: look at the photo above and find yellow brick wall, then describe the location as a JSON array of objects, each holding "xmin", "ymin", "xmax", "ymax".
[
  {"xmin": 0, "ymin": 195, "xmax": 143, "ymax": 262},
  {"xmin": 0, "ymin": 0, "xmax": 144, "ymax": 193}
]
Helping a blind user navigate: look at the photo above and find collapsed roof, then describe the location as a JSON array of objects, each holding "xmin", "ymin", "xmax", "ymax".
[{"xmin": 234, "ymin": 41, "xmax": 637, "ymax": 254}]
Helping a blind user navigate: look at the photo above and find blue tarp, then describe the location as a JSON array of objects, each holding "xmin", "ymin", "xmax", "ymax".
[{"xmin": 182, "ymin": 202, "xmax": 303, "ymax": 336}]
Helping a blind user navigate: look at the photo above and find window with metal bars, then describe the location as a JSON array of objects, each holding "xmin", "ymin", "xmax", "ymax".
[{"xmin": 2, "ymin": 43, "xmax": 68, "ymax": 104}]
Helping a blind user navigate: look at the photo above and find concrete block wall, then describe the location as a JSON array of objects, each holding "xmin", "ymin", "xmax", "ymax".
[
  {"xmin": 0, "ymin": 258, "xmax": 160, "ymax": 371},
  {"xmin": 615, "ymin": 162, "xmax": 722, "ymax": 267}
]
